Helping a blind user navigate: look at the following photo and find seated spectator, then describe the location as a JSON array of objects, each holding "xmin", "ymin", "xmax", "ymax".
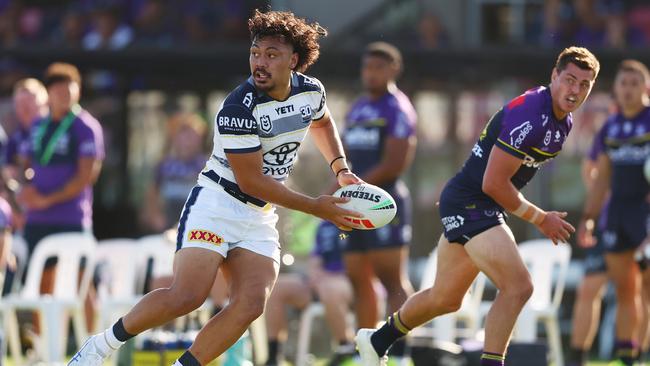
[
  {"xmin": 132, "ymin": 0, "xmax": 174, "ymax": 48},
  {"xmin": 141, "ymin": 112, "xmax": 207, "ymax": 233},
  {"xmin": 82, "ymin": 4, "xmax": 133, "ymax": 50},
  {"xmin": 49, "ymin": 7, "xmax": 86, "ymax": 48},
  {"xmin": 415, "ymin": 12, "xmax": 449, "ymax": 50},
  {"xmin": 264, "ymin": 221, "xmax": 359, "ymax": 366}
]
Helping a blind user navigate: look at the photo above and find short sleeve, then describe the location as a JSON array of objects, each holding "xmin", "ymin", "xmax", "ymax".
[
  {"xmin": 588, "ymin": 123, "xmax": 607, "ymax": 161},
  {"xmin": 495, "ymin": 96, "xmax": 543, "ymax": 159},
  {"xmin": 309, "ymin": 77, "xmax": 327, "ymax": 120},
  {"xmin": 77, "ymin": 115, "xmax": 105, "ymax": 160},
  {"xmin": 387, "ymin": 109, "xmax": 416, "ymax": 139},
  {"xmin": 215, "ymin": 104, "xmax": 261, "ymax": 153}
]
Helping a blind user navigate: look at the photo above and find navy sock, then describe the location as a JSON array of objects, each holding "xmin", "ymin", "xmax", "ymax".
[
  {"xmin": 387, "ymin": 338, "xmax": 408, "ymax": 357},
  {"xmin": 370, "ymin": 312, "xmax": 410, "ymax": 357},
  {"xmin": 179, "ymin": 350, "xmax": 201, "ymax": 366},
  {"xmin": 481, "ymin": 351, "xmax": 504, "ymax": 366},
  {"xmin": 112, "ymin": 318, "xmax": 136, "ymax": 342},
  {"xmin": 614, "ymin": 339, "xmax": 637, "ymax": 365},
  {"xmin": 566, "ymin": 347, "xmax": 587, "ymax": 366},
  {"xmin": 266, "ymin": 340, "xmax": 282, "ymax": 364}
]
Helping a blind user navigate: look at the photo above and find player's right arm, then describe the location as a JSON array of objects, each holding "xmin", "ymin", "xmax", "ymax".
[
  {"xmin": 482, "ymin": 147, "xmax": 574, "ymax": 244},
  {"xmin": 227, "ymin": 150, "xmax": 360, "ymax": 229},
  {"xmin": 578, "ymin": 152, "xmax": 611, "ymax": 247}
]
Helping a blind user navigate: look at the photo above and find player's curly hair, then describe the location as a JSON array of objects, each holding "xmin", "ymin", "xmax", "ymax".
[{"xmin": 248, "ymin": 9, "xmax": 327, "ymax": 73}]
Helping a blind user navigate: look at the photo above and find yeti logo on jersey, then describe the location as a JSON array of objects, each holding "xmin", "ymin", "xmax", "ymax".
[
  {"xmin": 263, "ymin": 142, "xmax": 300, "ymax": 166},
  {"xmin": 300, "ymin": 105, "xmax": 312, "ymax": 122},
  {"xmin": 509, "ymin": 121, "xmax": 533, "ymax": 149},
  {"xmin": 260, "ymin": 115, "xmax": 272, "ymax": 133}
]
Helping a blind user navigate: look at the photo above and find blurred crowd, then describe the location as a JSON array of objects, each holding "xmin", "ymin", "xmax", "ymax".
[
  {"xmin": 0, "ymin": 0, "xmax": 263, "ymax": 50},
  {"xmin": 0, "ymin": 0, "xmax": 649, "ymax": 52}
]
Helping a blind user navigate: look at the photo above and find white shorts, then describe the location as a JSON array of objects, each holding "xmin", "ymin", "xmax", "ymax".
[{"xmin": 175, "ymin": 185, "xmax": 280, "ymax": 263}]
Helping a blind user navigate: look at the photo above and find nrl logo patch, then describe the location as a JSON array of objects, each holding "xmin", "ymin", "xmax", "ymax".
[
  {"xmin": 260, "ymin": 115, "xmax": 272, "ymax": 133},
  {"xmin": 188, "ymin": 229, "xmax": 224, "ymax": 246}
]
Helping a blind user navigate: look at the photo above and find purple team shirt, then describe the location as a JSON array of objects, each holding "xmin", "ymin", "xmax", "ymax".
[
  {"xmin": 26, "ymin": 108, "xmax": 104, "ymax": 228},
  {"xmin": 311, "ymin": 221, "xmax": 345, "ymax": 273},
  {"xmin": 343, "ymin": 87, "xmax": 417, "ymax": 182},
  {"xmin": 451, "ymin": 86, "xmax": 573, "ymax": 208},
  {"xmin": 591, "ymin": 106, "xmax": 650, "ymax": 200}
]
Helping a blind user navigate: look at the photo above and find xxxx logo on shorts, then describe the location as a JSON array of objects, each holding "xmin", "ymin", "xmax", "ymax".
[{"xmin": 188, "ymin": 229, "xmax": 224, "ymax": 246}]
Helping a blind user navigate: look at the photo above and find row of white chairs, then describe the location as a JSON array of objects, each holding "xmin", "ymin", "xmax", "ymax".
[
  {"xmin": 1, "ymin": 232, "xmax": 269, "ymax": 365},
  {"xmin": 0, "ymin": 232, "xmax": 179, "ymax": 364},
  {"xmin": 295, "ymin": 239, "xmax": 571, "ymax": 366}
]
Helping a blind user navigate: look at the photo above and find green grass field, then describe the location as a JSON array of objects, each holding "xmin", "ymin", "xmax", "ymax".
[{"xmin": 0, "ymin": 359, "xmax": 616, "ymax": 365}]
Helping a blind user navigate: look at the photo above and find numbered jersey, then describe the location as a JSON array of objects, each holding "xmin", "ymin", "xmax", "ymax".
[
  {"xmin": 450, "ymin": 86, "xmax": 573, "ymax": 208},
  {"xmin": 199, "ymin": 72, "xmax": 327, "ymax": 191}
]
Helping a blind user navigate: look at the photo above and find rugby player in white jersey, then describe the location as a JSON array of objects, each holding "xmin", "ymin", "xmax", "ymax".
[{"xmin": 68, "ymin": 9, "xmax": 362, "ymax": 366}]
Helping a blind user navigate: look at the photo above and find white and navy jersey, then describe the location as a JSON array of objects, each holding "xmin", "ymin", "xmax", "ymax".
[{"xmin": 198, "ymin": 72, "xmax": 327, "ymax": 192}]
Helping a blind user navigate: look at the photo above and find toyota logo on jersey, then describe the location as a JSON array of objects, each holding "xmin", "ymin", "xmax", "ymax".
[{"xmin": 263, "ymin": 142, "xmax": 300, "ymax": 166}]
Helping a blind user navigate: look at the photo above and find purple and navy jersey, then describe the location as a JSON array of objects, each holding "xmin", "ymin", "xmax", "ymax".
[
  {"xmin": 343, "ymin": 87, "xmax": 417, "ymax": 189},
  {"xmin": 592, "ymin": 106, "xmax": 650, "ymax": 200},
  {"xmin": 311, "ymin": 220, "xmax": 345, "ymax": 273},
  {"xmin": 156, "ymin": 155, "xmax": 205, "ymax": 224},
  {"xmin": 4, "ymin": 127, "xmax": 30, "ymax": 166},
  {"xmin": 451, "ymin": 86, "xmax": 572, "ymax": 208},
  {"xmin": 0, "ymin": 196, "xmax": 12, "ymax": 230},
  {"xmin": 26, "ymin": 108, "xmax": 104, "ymax": 227}
]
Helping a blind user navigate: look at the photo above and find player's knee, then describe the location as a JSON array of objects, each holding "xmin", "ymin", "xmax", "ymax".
[
  {"xmin": 168, "ymin": 288, "xmax": 208, "ymax": 315},
  {"xmin": 510, "ymin": 278, "xmax": 534, "ymax": 304},
  {"xmin": 232, "ymin": 293, "xmax": 267, "ymax": 323}
]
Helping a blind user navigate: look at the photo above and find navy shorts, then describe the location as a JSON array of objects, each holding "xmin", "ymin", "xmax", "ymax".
[
  {"xmin": 344, "ymin": 183, "xmax": 412, "ymax": 252},
  {"xmin": 438, "ymin": 183, "xmax": 506, "ymax": 245},
  {"xmin": 599, "ymin": 200, "xmax": 649, "ymax": 253},
  {"xmin": 583, "ymin": 231, "xmax": 607, "ymax": 275}
]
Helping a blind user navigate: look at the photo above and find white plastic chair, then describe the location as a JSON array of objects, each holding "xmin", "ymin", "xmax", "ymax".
[
  {"xmin": 1, "ymin": 232, "xmax": 97, "ymax": 363},
  {"xmin": 95, "ymin": 239, "xmax": 142, "ymax": 329},
  {"xmin": 294, "ymin": 302, "xmax": 356, "ymax": 366},
  {"xmin": 412, "ymin": 247, "xmax": 488, "ymax": 342},
  {"xmin": 8, "ymin": 234, "xmax": 29, "ymax": 294},
  {"xmin": 514, "ymin": 239, "xmax": 571, "ymax": 366}
]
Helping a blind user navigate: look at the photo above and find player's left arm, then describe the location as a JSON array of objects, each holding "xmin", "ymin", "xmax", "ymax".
[
  {"xmin": 359, "ymin": 137, "xmax": 415, "ymax": 186},
  {"xmin": 309, "ymin": 109, "xmax": 362, "ymax": 187}
]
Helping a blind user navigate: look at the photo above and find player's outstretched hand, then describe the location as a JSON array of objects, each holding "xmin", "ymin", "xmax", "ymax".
[
  {"xmin": 536, "ymin": 211, "xmax": 575, "ymax": 245},
  {"xmin": 312, "ymin": 195, "xmax": 363, "ymax": 231},
  {"xmin": 576, "ymin": 218, "xmax": 597, "ymax": 248}
]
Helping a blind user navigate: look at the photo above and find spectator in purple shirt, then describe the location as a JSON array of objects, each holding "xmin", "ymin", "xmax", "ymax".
[
  {"xmin": 18, "ymin": 62, "xmax": 104, "ymax": 332},
  {"xmin": 141, "ymin": 112, "xmax": 207, "ymax": 233}
]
